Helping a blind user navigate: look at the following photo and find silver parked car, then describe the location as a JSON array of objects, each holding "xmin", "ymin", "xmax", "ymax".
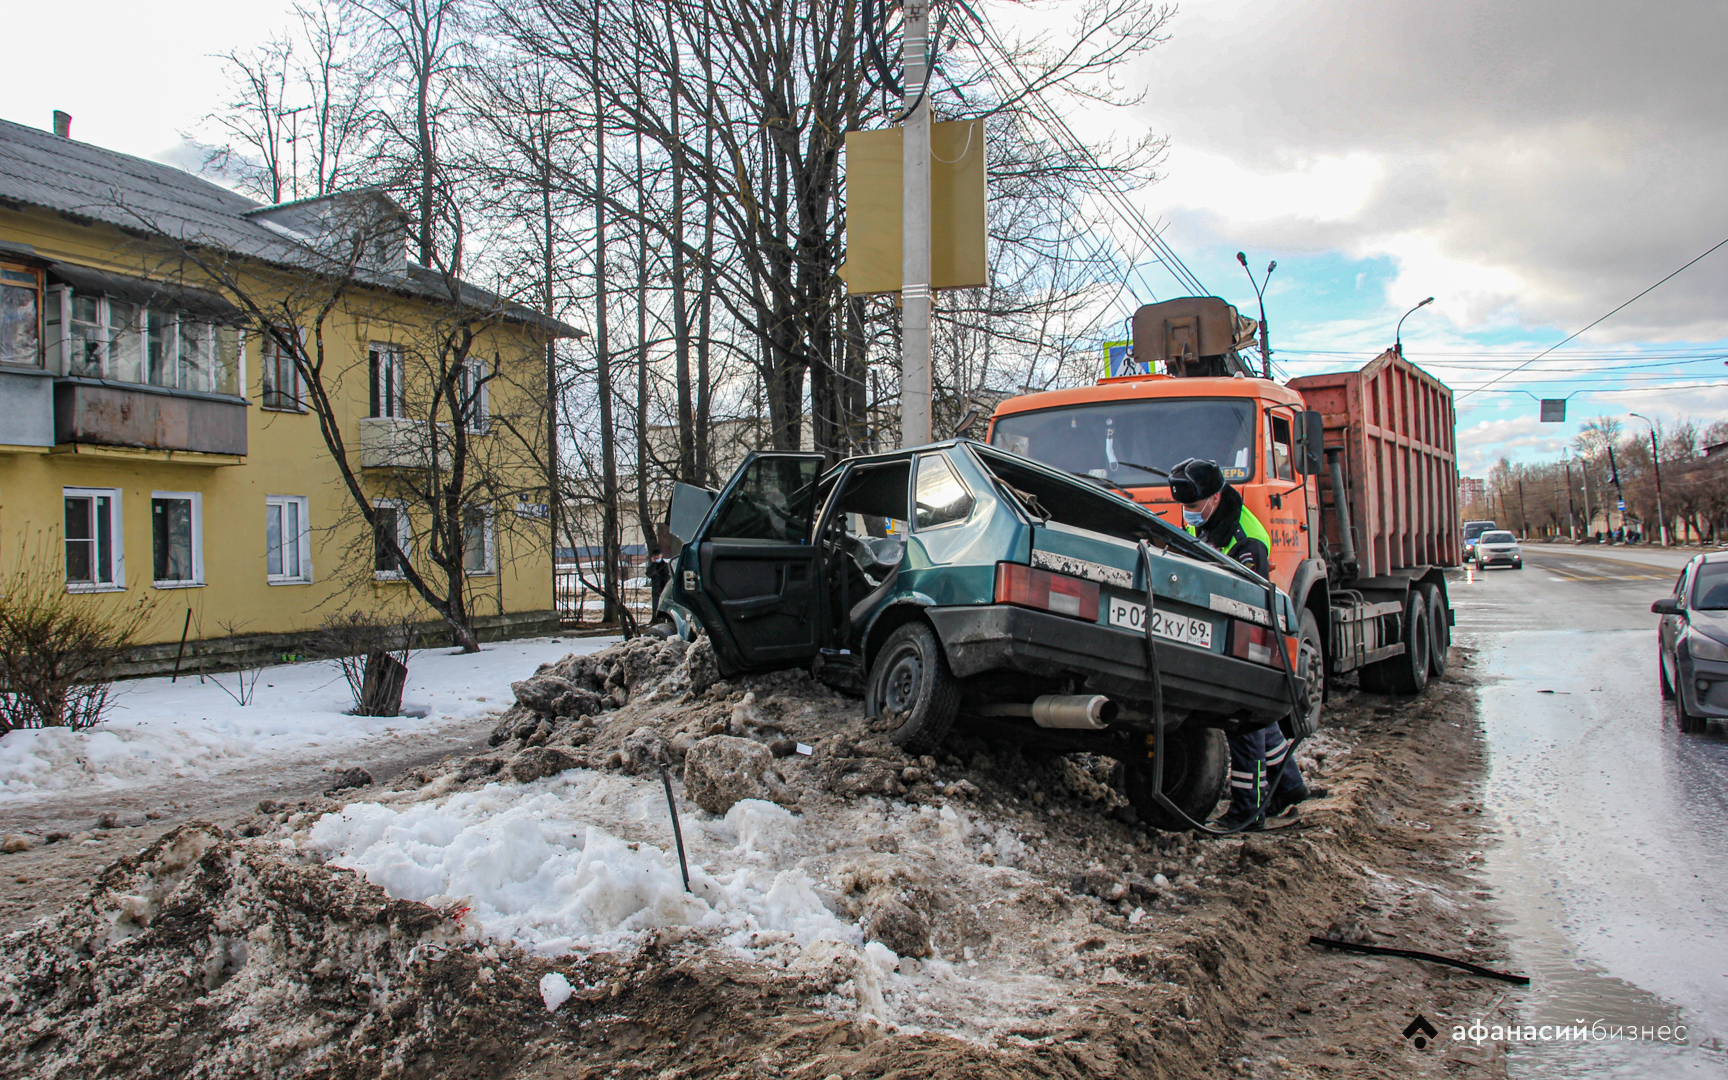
[
  {"xmin": 1473, "ymin": 530, "xmax": 1522, "ymax": 570},
  {"xmin": 1652, "ymin": 553, "xmax": 1728, "ymax": 734}
]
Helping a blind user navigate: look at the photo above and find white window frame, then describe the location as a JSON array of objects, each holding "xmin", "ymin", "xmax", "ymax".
[
  {"xmin": 369, "ymin": 341, "xmax": 405, "ymax": 418},
  {"xmin": 46, "ymin": 289, "xmax": 239, "ymax": 394},
  {"xmin": 265, "ymin": 494, "xmax": 313, "ymax": 585},
  {"xmin": 260, "ymin": 326, "xmax": 306, "ymax": 412},
  {"xmin": 457, "ymin": 359, "xmax": 489, "ymax": 434},
  {"xmin": 462, "ymin": 504, "xmax": 496, "ymax": 576},
  {"xmin": 150, "ymin": 490, "xmax": 204, "ymax": 588},
  {"xmin": 63, "ymin": 486, "xmax": 124, "ymax": 591},
  {"xmin": 373, "ymin": 498, "xmax": 411, "ymax": 580}
]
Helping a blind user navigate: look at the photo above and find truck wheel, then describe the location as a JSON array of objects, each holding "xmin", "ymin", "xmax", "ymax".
[
  {"xmin": 1422, "ymin": 584, "xmax": 1450, "ymax": 678},
  {"xmin": 1122, "ymin": 725, "xmax": 1229, "ymax": 831},
  {"xmin": 868, "ymin": 621, "xmax": 961, "ymax": 755},
  {"xmin": 1360, "ymin": 591, "xmax": 1430, "ymax": 695},
  {"xmin": 1280, "ymin": 609, "xmax": 1325, "ymax": 742}
]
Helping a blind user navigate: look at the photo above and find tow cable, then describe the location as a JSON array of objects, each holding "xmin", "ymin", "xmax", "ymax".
[{"xmin": 1135, "ymin": 540, "xmax": 1312, "ymax": 837}]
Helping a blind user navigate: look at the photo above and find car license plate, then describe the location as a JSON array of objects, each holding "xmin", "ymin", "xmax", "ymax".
[{"xmin": 1106, "ymin": 598, "xmax": 1213, "ymax": 648}]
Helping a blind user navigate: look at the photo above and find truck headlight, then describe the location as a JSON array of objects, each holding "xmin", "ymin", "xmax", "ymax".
[{"xmin": 1687, "ymin": 631, "xmax": 1728, "ymax": 663}]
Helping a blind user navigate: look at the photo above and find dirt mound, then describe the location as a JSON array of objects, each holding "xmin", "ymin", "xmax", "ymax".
[{"xmin": 1, "ymin": 634, "xmax": 1514, "ymax": 1078}]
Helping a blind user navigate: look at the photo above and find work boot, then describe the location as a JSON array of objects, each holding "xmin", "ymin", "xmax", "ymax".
[
  {"xmin": 1205, "ymin": 810, "xmax": 1264, "ymax": 833},
  {"xmin": 1266, "ymin": 783, "xmax": 1328, "ymax": 819}
]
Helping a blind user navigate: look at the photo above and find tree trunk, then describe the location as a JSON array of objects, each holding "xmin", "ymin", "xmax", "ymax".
[
  {"xmin": 593, "ymin": 6, "xmax": 621, "ymax": 625},
  {"xmin": 635, "ymin": 127, "xmax": 653, "ymax": 564}
]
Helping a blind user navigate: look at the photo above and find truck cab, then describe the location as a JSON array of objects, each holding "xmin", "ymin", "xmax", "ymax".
[
  {"xmin": 988, "ymin": 296, "xmax": 1460, "ymax": 721},
  {"xmin": 988, "ymin": 375, "xmax": 1322, "ymax": 596}
]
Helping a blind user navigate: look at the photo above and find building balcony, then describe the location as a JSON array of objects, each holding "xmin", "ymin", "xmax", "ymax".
[
  {"xmin": 53, "ymin": 378, "xmax": 248, "ymax": 459},
  {"xmin": 359, "ymin": 416, "xmax": 452, "ymax": 470},
  {"xmin": 0, "ymin": 365, "xmax": 57, "ymax": 450}
]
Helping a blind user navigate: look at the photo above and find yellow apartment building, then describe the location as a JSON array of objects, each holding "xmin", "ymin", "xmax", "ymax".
[{"xmin": 0, "ymin": 116, "xmax": 575, "ymax": 668}]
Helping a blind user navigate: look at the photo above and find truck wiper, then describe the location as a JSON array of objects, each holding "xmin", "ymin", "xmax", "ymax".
[
  {"xmin": 1114, "ymin": 459, "xmax": 1170, "ymax": 479},
  {"xmin": 1069, "ymin": 471, "xmax": 1137, "ymax": 499}
]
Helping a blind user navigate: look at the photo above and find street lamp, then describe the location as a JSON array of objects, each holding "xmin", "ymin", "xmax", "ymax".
[
  {"xmin": 1629, "ymin": 412, "xmax": 1669, "ymax": 546},
  {"xmin": 1236, "ymin": 251, "xmax": 1276, "ymax": 378},
  {"xmin": 1395, "ymin": 297, "xmax": 1435, "ymax": 356}
]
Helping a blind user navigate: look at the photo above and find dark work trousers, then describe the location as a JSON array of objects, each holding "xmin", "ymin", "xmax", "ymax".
[{"xmin": 1226, "ymin": 724, "xmax": 1303, "ymax": 820}]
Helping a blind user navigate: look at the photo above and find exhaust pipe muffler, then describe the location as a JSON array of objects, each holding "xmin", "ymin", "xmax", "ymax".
[{"xmin": 1031, "ymin": 694, "xmax": 1114, "ymax": 730}]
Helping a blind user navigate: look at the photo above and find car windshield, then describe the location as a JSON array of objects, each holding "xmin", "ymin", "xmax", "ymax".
[
  {"xmin": 1463, "ymin": 522, "xmax": 1495, "ymax": 540},
  {"xmin": 1481, "ymin": 531, "xmax": 1515, "ymax": 543},
  {"xmin": 1691, "ymin": 562, "xmax": 1728, "ymax": 610},
  {"xmin": 989, "ymin": 397, "xmax": 1255, "ymax": 487}
]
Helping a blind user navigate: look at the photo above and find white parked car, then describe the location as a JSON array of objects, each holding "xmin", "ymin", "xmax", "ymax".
[{"xmin": 1473, "ymin": 530, "xmax": 1522, "ymax": 570}]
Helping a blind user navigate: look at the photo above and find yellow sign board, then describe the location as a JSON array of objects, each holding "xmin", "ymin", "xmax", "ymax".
[{"xmin": 840, "ymin": 120, "xmax": 988, "ymax": 296}]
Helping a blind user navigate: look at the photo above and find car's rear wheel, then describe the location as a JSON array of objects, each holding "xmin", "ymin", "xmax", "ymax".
[
  {"xmin": 1121, "ymin": 724, "xmax": 1230, "ymax": 831},
  {"xmin": 1422, "ymin": 583, "xmax": 1450, "ymax": 678},
  {"xmin": 868, "ymin": 621, "xmax": 961, "ymax": 755},
  {"xmin": 1360, "ymin": 590, "xmax": 1431, "ymax": 695},
  {"xmin": 1659, "ymin": 653, "xmax": 1676, "ymax": 701}
]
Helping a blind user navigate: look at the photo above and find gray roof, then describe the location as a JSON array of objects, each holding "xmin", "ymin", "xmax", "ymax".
[{"xmin": 0, "ymin": 117, "xmax": 578, "ymax": 338}]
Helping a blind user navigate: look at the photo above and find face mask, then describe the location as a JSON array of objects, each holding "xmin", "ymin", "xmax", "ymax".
[{"xmin": 1183, "ymin": 508, "xmax": 1206, "ymax": 527}]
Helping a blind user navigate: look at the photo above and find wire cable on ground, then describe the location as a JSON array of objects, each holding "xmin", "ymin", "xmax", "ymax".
[{"xmin": 1309, "ymin": 936, "xmax": 1530, "ymax": 985}]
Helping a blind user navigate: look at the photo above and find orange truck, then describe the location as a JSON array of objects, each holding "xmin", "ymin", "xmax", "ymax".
[{"xmin": 987, "ymin": 296, "xmax": 1459, "ymax": 727}]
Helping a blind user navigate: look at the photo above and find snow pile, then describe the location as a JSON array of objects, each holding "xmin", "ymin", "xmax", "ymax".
[
  {"xmin": 307, "ymin": 772, "xmax": 859, "ymax": 957},
  {"xmin": 0, "ymin": 637, "xmax": 612, "ymax": 801}
]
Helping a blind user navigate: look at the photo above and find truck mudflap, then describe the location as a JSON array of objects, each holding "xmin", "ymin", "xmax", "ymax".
[{"xmin": 925, "ymin": 604, "xmax": 1297, "ymax": 726}]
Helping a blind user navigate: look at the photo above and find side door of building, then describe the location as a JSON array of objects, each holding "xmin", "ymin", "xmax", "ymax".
[{"xmin": 685, "ymin": 452, "xmax": 828, "ymax": 675}]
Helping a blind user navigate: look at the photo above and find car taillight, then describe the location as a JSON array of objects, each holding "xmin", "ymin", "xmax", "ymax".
[
  {"xmin": 995, "ymin": 562, "xmax": 1100, "ymax": 621},
  {"xmin": 1230, "ymin": 619, "xmax": 1298, "ymax": 668}
]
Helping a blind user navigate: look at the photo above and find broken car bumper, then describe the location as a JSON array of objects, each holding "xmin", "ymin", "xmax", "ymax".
[{"xmin": 925, "ymin": 603, "xmax": 1299, "ymax": 727}]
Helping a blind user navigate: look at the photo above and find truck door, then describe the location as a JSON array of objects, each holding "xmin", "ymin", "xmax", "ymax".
[
  {"xmin": 1262, "ymin": 405, "xmax": 1308, "ymax": 589},
  {"xmin": 687, "ymin": 452, "xmax": 827, "ymax": 674}
]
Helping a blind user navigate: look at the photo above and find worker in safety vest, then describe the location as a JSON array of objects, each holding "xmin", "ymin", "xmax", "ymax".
[{"xmin": 1169, "ymin": 458, "xmax": 1323, "ymax": 830}]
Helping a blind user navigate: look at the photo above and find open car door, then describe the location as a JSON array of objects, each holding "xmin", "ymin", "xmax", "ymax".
[{"xmin": 686, "ymin": 452, "xmax": 827, "ymax": 674}]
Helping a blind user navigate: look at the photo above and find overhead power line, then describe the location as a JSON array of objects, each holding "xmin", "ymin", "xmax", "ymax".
[
  {"xmin": 1456, "ymin": 232, "xmax": 1728, "ymax": 400},
  {"xmin": 967, "ymin": 15, "xmax": 1208, "ymax": 298}
]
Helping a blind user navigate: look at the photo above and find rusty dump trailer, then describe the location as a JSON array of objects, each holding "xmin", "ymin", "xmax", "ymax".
[
  {"xmin": 1288, "ymin": 347, "xmax": 1460, "ymax": 694},
  {"xmin": 990, "ymin": 297, "xmax": 1461, "ymax": 711}
]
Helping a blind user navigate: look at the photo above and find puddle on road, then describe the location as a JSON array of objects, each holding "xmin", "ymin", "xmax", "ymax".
[{"xmin": 1469, "ymin": 630, "xmax": 1728, "ymax": 1078}]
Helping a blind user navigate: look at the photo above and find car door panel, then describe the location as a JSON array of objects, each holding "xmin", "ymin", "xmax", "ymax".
[{"xmin": 686, "ymin": 453, "xmax": 827, "ymax": 674}]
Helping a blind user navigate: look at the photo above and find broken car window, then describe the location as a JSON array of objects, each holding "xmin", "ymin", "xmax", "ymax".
[
  {"xmin": 707, "ymin": 456, "xmax": 823, "ymax": 543},
  {"xmin": 914, "ymin": 453, "xmax": 974, "ymax": 530}
]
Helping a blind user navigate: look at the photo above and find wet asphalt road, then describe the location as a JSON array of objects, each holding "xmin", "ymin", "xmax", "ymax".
[{"xmin": 1453, "ymin": 543, "xmax": 1728, "ymax": 1077}]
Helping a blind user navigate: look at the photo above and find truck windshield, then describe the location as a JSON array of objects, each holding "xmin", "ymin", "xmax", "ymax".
[{"xmin": 989, "ymin": 397, "xmax": 1255, "ymax": 486}]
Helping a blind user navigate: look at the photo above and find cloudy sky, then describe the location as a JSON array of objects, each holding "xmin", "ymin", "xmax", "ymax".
[
  {"xmin": 7, "ymin": 0, "xmax": 1726, "ymax": 477},
  {"xmin": 1104, "ymin": 0, "xmax": 1728, "ymax": 475}
]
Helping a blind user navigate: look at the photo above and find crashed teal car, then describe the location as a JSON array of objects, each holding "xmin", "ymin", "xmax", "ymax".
[{"xmin": 657, "ymin": 440, "xmax": 1307, "ymax": 828}]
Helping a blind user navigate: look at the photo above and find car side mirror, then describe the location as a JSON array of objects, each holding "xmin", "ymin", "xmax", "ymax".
[
  {"xmin": 1298, "ymin": 410, "xmax": 1325, "ymax": 476},
  {"xmin": 1652, "ymin": 597, "xmax": 1681, "ymax": 615}
]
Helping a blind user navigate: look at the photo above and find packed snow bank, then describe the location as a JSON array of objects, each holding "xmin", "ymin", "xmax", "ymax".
[
  {"xmin": 0, "ymin": 636, "xmax": 616, "ymax": 802},
  {"xmin": 307, "ymin": 771, "xmax": 859, "ymax": 956}
]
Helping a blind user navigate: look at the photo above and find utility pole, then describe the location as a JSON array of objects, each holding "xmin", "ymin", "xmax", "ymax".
[
  {"xmin": 1569, "ymin": 473, "xmax": 1578, "ymax": 540},
  {"xmin": 899, "ymin": 0, "xmax": 932, "ymax": 447},
  {"xmin": 1578, "ymin": 454, "xmax": 1593, "ymax": 538},
  {"xmin": 1517, "ymin": 479, "xmax": 1528, "ymax": 537},
  {"xmin": 1608, "ymin": 444, "xmax": 1627, "ymax": 538},
  {"xmin": 1630, "ymin": 412, "xmax": 1668, "ymax": 546}
]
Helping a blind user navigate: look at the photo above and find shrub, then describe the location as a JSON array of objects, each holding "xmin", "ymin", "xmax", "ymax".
[
  {"xmin": 313, "ymin": 610, "xmax": 415, "ymax": 715},
  {"xmin": 0, "ymin": 551, "xmax": 154, "ymax": 733}
]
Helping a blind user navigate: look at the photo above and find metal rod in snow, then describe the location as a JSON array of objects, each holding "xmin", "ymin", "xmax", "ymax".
[
  {"xmin": 899, "ymin": 0, "xmax": 933, "ymax": 447},
  {"xmin": 658, "ymin": 765, "xmax": 691, "ymax": 892}
]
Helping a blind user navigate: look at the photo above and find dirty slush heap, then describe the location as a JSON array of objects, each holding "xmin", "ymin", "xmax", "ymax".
[{"xmin": 0, "ymin": 633, "xmax": 1490, "ymax": 1079}]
